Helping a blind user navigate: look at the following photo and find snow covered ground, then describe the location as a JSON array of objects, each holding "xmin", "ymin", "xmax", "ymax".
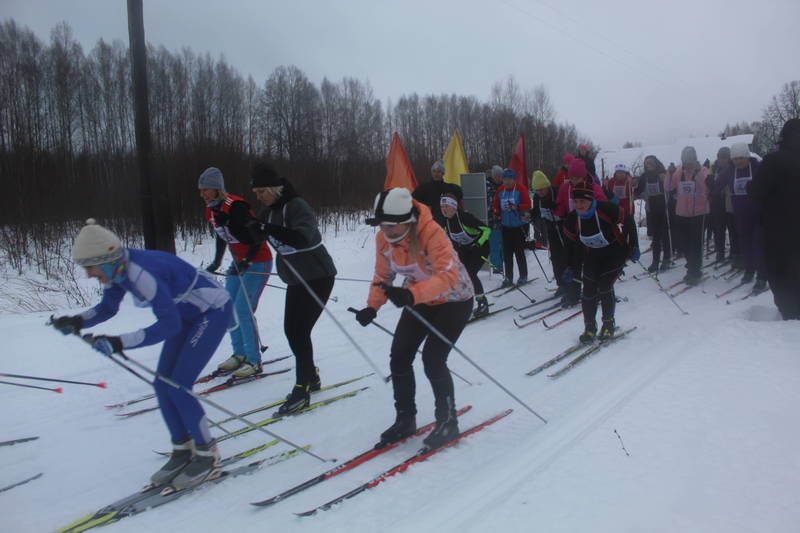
[{"xmin": 2, "ymin": 222, "xmax": 799, "ymax": 533}]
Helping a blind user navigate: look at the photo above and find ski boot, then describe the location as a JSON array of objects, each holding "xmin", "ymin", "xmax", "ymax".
[
  {"xmin": 684, "ymin": 272, "xmax": 702, "ymax": 286},
  {"xmin": 500, "ymin": 278, "xmax": 513, "ymax": 289},
  {"xmin": 232, "ymin": 361, "xmax": 261, "ymax": 378},
  {"xmin": 310, "ymin": 367, "xmax": 322, "ymax": 392},
  {"xmin": 170, "ymin": 440, "xmax": 221, "ymax": 491},
  {"xmin": 422, "ymin": 417, "xmax": 459, "ymax": 450},
  {"xmin": 217, "ymin": 354, "xmax": 245, "ymax": 373},
  {"xmin": 277, "ymin": 384, "xmax": 310, "ymax": 416},
  {"xmin": 150, "ymin": 438, "xmax": 193, "ymax": 487},
  {"xmin": 375, "ymin": 411, "xmax": 416, "ymax": 449},
  {"xmin": 598, "ymin": 319, "xmax": 616, "ymax": 341},
  {"xmin": 473, "ymin": 296, "xmax": 489, "ymax": 318},
  {"xmin": 517, "ymin": 276, "xmax": 528, "ymax": 285},
  {"xmin": 647, "ymin": 262, "xmax": 659, "ymax": 274},
  {"xmin": 579, "ymin": 327, "xmax": 596, "ymax": 345},
  {"xmin": 753, "ymin": 279, "xmax": 767, "ymax": 292}
]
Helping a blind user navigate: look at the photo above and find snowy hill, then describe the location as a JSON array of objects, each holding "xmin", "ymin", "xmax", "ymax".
[{"xmin": 2, "ymin": 223, "xmax": 799, "ymax": 533}]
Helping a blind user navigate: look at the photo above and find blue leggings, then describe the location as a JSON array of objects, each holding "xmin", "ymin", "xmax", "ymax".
[
  {"xmin": 154, "ymin": 301, "xmax": 232, "ymax": 445},
  {"xmin": 225, "ymin": 260, "xmax": 270, "ymax": 363}
]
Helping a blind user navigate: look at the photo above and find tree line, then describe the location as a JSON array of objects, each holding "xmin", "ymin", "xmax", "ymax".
[{"xmin": 0, "ymin": 19, "xmax": 589, "ymax": 274}]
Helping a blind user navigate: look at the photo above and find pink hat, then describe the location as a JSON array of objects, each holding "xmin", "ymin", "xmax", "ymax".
[
  {"xmin": 567, "ymin": 159, "xmax": 588, "ymax": 179},
  {"xmin": 562, "ymin": 153, "xmax": 575, "ymax": 165}
]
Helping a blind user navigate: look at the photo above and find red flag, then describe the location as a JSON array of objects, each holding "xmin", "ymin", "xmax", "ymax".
[
  {"xmin": 383, "ymin": 132, "xmax": 418, "ymax": 191},
  {"xmin": 507, "ymin": 134, "xmax": 528, "ymax": 189}
]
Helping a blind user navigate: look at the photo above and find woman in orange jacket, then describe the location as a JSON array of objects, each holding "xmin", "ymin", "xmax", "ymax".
[{"xmin": 354, "ymin": 188, "xmax": 474, "ymax": 450}]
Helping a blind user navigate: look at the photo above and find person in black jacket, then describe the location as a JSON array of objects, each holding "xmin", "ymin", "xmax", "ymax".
[
  {"xmin": 708, "ymin": 147, "xmax": 736, "ymax": 263},
  {"xmin": 635, "ymin": 155, "xmax": 672, "ymax": 272},
  {"xmin": 411, "ymin": 160, "xmax": 463, "ymax": 224},
  {"xmin": 440, "ymin": 193, "xmax": 491, "ymax": 317},
  {"xmin": 562, "ymin": 184, "xmax": 639, "ymax": 342},
  {"xmin": 531, "ymin": 170, "xmax": 573, "ymax": 303},
  {"xmin": 749, "ymin": 118, "xmax": 800, "ymax": 320},
  {"xmin": 247, "ymin": 162, "xmax": 337, "ymax": 414}
]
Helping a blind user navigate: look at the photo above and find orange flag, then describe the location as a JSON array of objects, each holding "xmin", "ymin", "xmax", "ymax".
[
  {"xmin": 507, "ymin": 134, "xmax": 528, "ymax": 189},
  {"xmin": 383, "ymin": 132, "xmax": 418, "ymax": 191}
]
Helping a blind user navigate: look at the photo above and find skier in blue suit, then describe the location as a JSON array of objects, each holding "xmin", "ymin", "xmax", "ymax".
[{"xmin": 51, "ymin": 219, "xmax": 232, "ymax": 490}]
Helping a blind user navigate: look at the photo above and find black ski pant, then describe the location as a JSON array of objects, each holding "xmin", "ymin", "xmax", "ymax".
[
  {"xmin": 675, "ymin": 215, "xmax": 705, "ymax": 278},
  {"xmin": 389, "ymin": 298, "xmax": 473, "ymax": 421},
  {"xmin": 546, "ymin": 221, "xmax": 568, "ymax": 288},
  {"xmin": 457, "ymin": 242, "xmax": 489, "ymax": 297},
  {"xmin": 710, "ymin": 207, "xmax": 738, "ymax": 262},
  {"xmin": 501, "ymin": 225, "xmax": 528, "ymax": 282},
  {"xmin": 646, "ymin": 208, "xmax": 671, "ymax": 267},
  {"xmin": 765, "ymin": 246, "xmax": 800, "ymax": 320},
  {"xmin": 284, "ymin": 276, "xmax": 335, "ymax": 386},
  {"xmin": 581, "ymin": 250, "xmax": 625, "ymax": 331}
]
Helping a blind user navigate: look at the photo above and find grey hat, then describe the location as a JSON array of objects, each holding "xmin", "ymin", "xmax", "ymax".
[
  {"xmin": 431, "ymin": 160, "xmax": 445, "ymax": 173},
  {"xmin": 198, "ymin": 167, "xmax": 225, "ymax": 191},
  {"xmin": 680, "ymin": 146, "xmax": 698, "ymax": 165},
  {"xmin": 730, "ymin": 142, "xmax": 750, "ymax": 159},
  {"xmin": 717, "ymin": 146, "xmax": 731, "ymax": 160},
  {"xmin": 490, "ymin": 165, "xmax": 504, "ymax": 178}
]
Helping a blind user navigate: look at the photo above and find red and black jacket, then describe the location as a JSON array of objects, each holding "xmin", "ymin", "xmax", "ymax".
[{"xmin": 205, "ymin": 194, "xmax": 272, "ymax": 264}]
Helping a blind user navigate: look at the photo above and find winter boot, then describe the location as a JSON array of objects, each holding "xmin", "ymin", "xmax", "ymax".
[
  {"xmin": 742, "ymin": 271, "xmax": 754, "ymax": 283},
  {"xmin": 473, "ymin": 296, "xmax": 489, "ymax": 318},
  {"xmin": 598, "ymin": 319, "xmax": 616, "ymax": 341},
  {"xmin": 232, "ymin": 361, "xmax": 261, "ymax": 378},
  {"xmin": 170, "ymin": 440, "xmax": 221, "ymax": 491},
  {"xmin": 150, "ymin": 438, "xmax": 193, "ymax": 487},
  {"xmin": 217, "ymin": 354, "xmax": 245, "ymax": 373},
  {"xmin": 277, "ymin": 384, "xmax": 310, "ymax": 416},
  {"xmin": 500, "ymin": 278, "xmax": 513, "ymax": 289},
  {"xmin": 517, "ymin": 276, "xmax": 528, "ymax": 285},
  {"xmin": 375, "ymin": 411, "xmax": 417, "ymax": 449}
]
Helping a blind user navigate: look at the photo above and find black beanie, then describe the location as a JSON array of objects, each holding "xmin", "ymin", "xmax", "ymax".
[
  {"xmin": 571, "ymin": 183, "xmax": 595, "ymax": 201},
  {"xmin": 250, "ymin": 162, "xmax": 282, "ymax": 188}
]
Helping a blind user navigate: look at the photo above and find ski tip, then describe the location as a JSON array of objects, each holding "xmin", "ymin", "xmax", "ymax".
[
  {"xmin": 55, "ymin": 387, "xmax": 63, "ymax": 393},
  {"xmin": 97, "ymin": 382, "xmax": 108, "ymax": 389}
]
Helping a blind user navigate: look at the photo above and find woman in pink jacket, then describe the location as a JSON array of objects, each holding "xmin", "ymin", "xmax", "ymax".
[{"xmin": 668, "ymin": 146, "xmax": 710, "ymax": 285}]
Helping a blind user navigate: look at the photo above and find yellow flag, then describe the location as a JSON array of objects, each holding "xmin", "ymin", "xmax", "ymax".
[{"xmin": 443, "ymin": 130, "xmax": 469, "ymax": 186}]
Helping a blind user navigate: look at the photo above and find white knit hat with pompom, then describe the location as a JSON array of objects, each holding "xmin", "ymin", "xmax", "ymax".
[{"xmin": 72, "ymin": 218, "xmax": 123, "ymax": 266}]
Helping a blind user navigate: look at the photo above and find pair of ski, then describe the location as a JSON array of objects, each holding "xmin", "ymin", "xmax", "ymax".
[
  {"xmin": 0, "ymin": 472, "xmax": 42, "ymax": 494},
  {"xmin": 721, "ymin": 284, "xmax": 769, "ymax": 304},
  {"xmin": 667, "ymin": 275, "xmax": 709, "ymax": 297},
  {"xmin": 485, "ymin": 278, "xmax": 537, "ymax": 297},
  {"xmin": 285, "ymin": 407, "xmax": 513, "ymax": 516},
  {"xmin": 54, "ymin": 443, "xmax": 306, "ymax": 533},
  {"xmin": 514, "ymin": 302, "xmax": 574, "ymax": 329},
  {"xmin": 0, "ymin": 436, "xmax": 38, "ymax": 447},
  {"xmin": 526, "ymin": 327, "xmax": 637, "ymax": 378},
  {"xmin": 105, "ymin": 354, "xmax": 293, "ymax": 411}
]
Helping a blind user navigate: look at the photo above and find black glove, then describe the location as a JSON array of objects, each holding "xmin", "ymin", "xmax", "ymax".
[
  {"xmin": 381, "ymin": 285, "xmax": 414, "ymax": 308},
  {"xmin": 205, "ymin": 262, "xmax": 220, "ymax": 273},
  {"xmin": 355, "ymin": 307, "xmax": 377, "ymax": 327},
  {"xmin": 245, "ymin": 219, "xmax": 269, "ymax": 242},
  {"xmin": 226, "ymin": 260, "xmax": 251, "ymax": 275},
  {"xmin": 89, "ymin": 335, "xmax": 123, "ymax": 357},
  {"xmin": 212, "ymin": 210, "xmax": 229, "ymax": 227},
  {"xmin": 51, "ymin": 315, "xmax": 83, "ymax": 335}
]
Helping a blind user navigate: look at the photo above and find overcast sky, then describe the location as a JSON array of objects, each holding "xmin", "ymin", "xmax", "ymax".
[{"xmin": 4, "ymin": 0, "xmax": 799, "ymax": 150}]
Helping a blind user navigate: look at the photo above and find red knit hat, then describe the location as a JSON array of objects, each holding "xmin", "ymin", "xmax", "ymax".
[
  {"xmin": 562, "ymin": 153, "xmax": 575, "ymax": 165},
  {"xmin": 567, "ymin": 159, "xmax": 588, "ymax": 179}
]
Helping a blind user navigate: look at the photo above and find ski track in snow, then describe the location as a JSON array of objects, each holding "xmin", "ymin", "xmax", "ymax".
[{"xmin": 2, "ymin": 225, "xmax": 799, "ymax": 533}]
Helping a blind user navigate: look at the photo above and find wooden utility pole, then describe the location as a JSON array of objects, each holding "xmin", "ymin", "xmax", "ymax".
[{"xmin": 127, "ymin": 0, "xmax": 174, "ymax": 252}]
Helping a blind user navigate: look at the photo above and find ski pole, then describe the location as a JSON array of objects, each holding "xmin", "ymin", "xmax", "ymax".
[
  {"xmin": 280, "ymin": 257, "xmax": 389, "ymax": 384},
  {"xmin": 635, "ymin": 260, "xmax": 689, "ymax": 315},
  {"xmin": 78, "ymin": 334, "xmax": 334, "ymax": 464},
  {"xmin": 531, "ymin": 249, "xmax": 553, "ymax": 283},
  {"xmin": 512, "ymin": 283, "xmax": 536, "ymax": 304},
  {"xmin": 0, "ymin": 372, "xmax": 107, "ymax": 388},
  {"xmin": 400, "ymin": 305, "xmax": 547, "ymax": 424},
  {"xmin": 0, "ymin": 380, "xmax": 62, "ymax": 393},
  {"xmin": 212, "ymin": 272, "xmax": 337, "ymax": 303},
  {"xmin": 346, "ymin": 307, "xmax": 472, "ymax": 387}
]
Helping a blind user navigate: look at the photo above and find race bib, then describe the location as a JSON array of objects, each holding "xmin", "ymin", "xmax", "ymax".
[
  {"xmin": 449, "ymin": 229, "xmax": 474, "ymax": 246},
  {"xmin": 613, "ymin": 185, "xmax": 627, "ymax": 199},
  {"xmin": 214, "ymin": 226, "xmax": 240, "ymax": 244},
  {"xmin": 645, "ymin": 182, "xmax": 661, "ymax": 196},
  {"xmin": 579, "ymin": 231, "xmax": 610, "ymax": 249},
  {"xmin": 540, "ymin": 207, "xmax": 559, "ymax": 222},
  {"xmin": 678, "ymin": 181, "xmax": 696, "ymax": 197},
  {"xmin": 734, "ymin": 176, "xmax": 751, "ymax": 196}
]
